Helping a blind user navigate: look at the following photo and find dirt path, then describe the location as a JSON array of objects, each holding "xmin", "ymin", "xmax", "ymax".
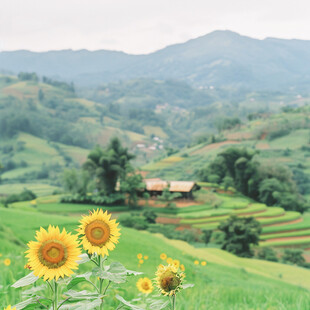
[
  {"xmin": 263, "ymin": 218, "xmax": 303, "ymax": 227},
  {"xmin": 264, "ymin": 235, "xmax": 310, "ymax": 243},
  {"xmin": 156, "ymin": 217, "xmax": 180, "ymax": 224}
]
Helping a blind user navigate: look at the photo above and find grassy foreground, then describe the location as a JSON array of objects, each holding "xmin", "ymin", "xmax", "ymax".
[{"xmin": 0, "ymin": 205, "xmax": 310, "ymax": 309}]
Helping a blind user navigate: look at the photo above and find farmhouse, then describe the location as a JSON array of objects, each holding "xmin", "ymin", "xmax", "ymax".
[{"xmin": 144, "ymin": 179, "xmax": 200, "ymax": 199}]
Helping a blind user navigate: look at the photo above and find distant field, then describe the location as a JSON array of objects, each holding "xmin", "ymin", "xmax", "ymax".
[{"xmin": 0, "ymin": 183, "xmax": 60, "ymax": 196}]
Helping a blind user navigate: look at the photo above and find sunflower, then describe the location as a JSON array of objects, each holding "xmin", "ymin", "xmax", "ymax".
[
  {"xmin": 194, "ymin": 260, "xmax": 199, "ymax": 265},
  {"xmin": 4, "ymin": 306, "xmax": 16, "ymax": 310},
  {"xmin": 180, "ymin": 264, "xmax": 185, "ymax": 271},
  {"xmin": 201, "ymin": 261, "xmax": 207, "ymax": 266},
  {"xmin": 137, "ymin": 253, "xmax": 143, "ymax": 259},
  {"xmin": 155, "ymin": 264, "xmax": 185, "ymax": 296},
  {"xmin": 136, "ymin": 277, "xmax": 153, "ymax": 294},
  {"xmin": 160, "ymin": 253, "xmax": 167, "ymax": 260},
  {"xmin": 166, "ymin": 257, "xmax": 173, "ymax": 264},
  {"xmin": 78, "ymin": 209, "xmax": 120, "ymax": 256},
  {"xmin": 3, "ymin": 259, "xmax": 11, "ymax": 266},
  {"xmin": 26, "ymin": 225, "xmax": 81, "ymax": 281}
]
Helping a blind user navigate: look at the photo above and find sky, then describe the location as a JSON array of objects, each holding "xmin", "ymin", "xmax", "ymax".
[{"xmin": 1, "ymin": 0, "xmax": 310, "ymax": 54}]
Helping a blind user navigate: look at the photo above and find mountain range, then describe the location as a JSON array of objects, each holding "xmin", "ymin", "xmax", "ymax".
[{"xmin": 1, "ymin": 30, "xmax": 310, "ymax": 90}]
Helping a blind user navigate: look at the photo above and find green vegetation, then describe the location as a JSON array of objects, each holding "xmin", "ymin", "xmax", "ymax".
[{"xmin": 218, "ymin": 216, "xmax": 261, "ymax": 257}]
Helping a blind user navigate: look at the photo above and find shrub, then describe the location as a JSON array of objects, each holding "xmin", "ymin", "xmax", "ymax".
[
  {"xmin": 281, "ymin": 249, "xmax": 305, "ymax": 266},
  {"xmin": 118, "ymin": 214, "xmax": 149, "ymax": 230},
  {"xmin": 6, "ymin": 189, "xmax": 37, "ymax": 204},
  {"xmin": 256, "ymin": 247, "xmax": 278, "ymax": 262},
  {"xmin": 143, "ymin": 210, "xmax": 157, "ymax": 223}
]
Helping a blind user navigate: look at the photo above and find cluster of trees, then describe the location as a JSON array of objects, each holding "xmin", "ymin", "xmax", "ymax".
[
  {"xmin": 215, "ymin": 117, "xmax": 241, "ymax": 132},
  {"xmin": 62, "ymin": 138, "xmax": 145, "ymax": 207},
  {"xmin": 0, "ymin": 104, "xmax": 90, "ymax": 148},
  {"xmin": 18, "ymin": 72, "xmax": 39, "ymax": 82},
  {"xmin": 42, "ymin": 76, "xmax": 75, "ymax": 93},
  {"xmin": 218, "ymin": 215, "xmax": 261, "ymax": 257},
  {"xmin": 197, "ymin": 147, "xmax": 309, "ymax": 212}
]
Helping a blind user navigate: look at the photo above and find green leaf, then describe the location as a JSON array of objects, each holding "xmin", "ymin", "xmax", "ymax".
[
  {"xmin": 67, "ymin": 272, "xmax": 92, "ymax": 290},
  {"xmin": 148, "ymin": 299, "xmax": 170, "ymax": 310},
  {"xmin": 126, "ymin": 269, "xmax": 143, "ymax": 276},
  {"xmin": 13, "ymin": 297, "xmax": 36, "ymax": 310},
  {"xmin": 60, "ymin": 300, "xmax": 101, "ymax": 309},
  {"xmin": 93, "ymin": 262, "xmax": 142, "ymax": 283},
  {"xmin": 115, "ymin": 295, "xmax": 144, "ymax": 310},
  {"xmin": 182, "ymin": 283, "xmax": 194, "ymax": 290},
  {"xmin": 77, "ymin": 253, "xmax": 91, "ymax": 265},
  {"xmin": 11, "ymin": 272, "xmax": 39, "ymax": 288},
  {"xmin": 64, "ymin": 290, "xmax": 100, "ymax": 300},
  {"xmin": 22, "ymin": 285, "xmax": 45, "ymax": 297}
]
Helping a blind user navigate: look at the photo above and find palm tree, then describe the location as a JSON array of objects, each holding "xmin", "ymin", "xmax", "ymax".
[{"xmin": 83, "ymin": 138, "xmax": 134, "ymax": 195}]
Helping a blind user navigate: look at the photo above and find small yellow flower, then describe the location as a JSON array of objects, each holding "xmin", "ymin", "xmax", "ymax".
[
  {"xmin": 137, "ymin": 253, "xmax": 143, "ymax": 259},
  {"xmin": 136, "ymin": 277, "xmax": 153, "ymax": 294},
  {"xmin": 139, "ymin": 259, "xmax": 144, "ymax": 264},
  {"xmin": 4, "ymin": 306, "xmax": 16, "ymax": 310},
  {"xmin": 201, "ymin": 261, "xmax": 207, "ymax": 266},
  {"xmin": 180, "ymin": 264, "xmax": 185, "ymax": 271},
  {"xmin": 4, "ymin": 259, "xmax": 11, "ymax": 266},
  {"xmin": 194, "ymin": 260, "xmax": 199, "ymax": 265},
  {"xmin": 144, "ymin": 255, "xmax": 149, "ymax": 260},
  {"xmin": 166, "ymin": 257, "xmax": 173, "ymax": 264},
  {"xmin": 172, "ymin": 259, "xmax": 180, "ymax": 270},
  {"xmin": 160, "ymin": 253, "xmax": 167, "ymax": 260}
]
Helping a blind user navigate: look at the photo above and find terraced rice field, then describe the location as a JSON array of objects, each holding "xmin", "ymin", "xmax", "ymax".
[{"xmin": 155, "ymin": 188, "xmax": 310, "ymax": 249}]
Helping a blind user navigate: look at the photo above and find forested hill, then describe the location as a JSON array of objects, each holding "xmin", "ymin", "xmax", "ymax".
[{"xmin": 2, "ymin": 30, "xmax": 310, "ymax": 90}]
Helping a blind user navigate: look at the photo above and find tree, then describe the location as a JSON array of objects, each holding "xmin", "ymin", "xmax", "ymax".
[
  {"xmin": 120, "ymin": 173, "xmax": 145, "ymax": 208},
  {"xmin": 258, "ymin": 178, "xmax": 284, "ymax": 206},
  {"xmin": 218, "ymin": 215, "xmax": 261, "ymax": 257},
  {"xmin": 282, "ymin": 249, "xmax": 305, "ymax": 266},
  {"xmin": 83, "ymin": 138, "xmax": 135, "ymax": 195},
  {"xmin": 38, "ymin": 89, "xmax": 44, "ymax": 102},
  {"xmin": 62, "ymin": 168, "xmax": 93, "ymax": 196}
]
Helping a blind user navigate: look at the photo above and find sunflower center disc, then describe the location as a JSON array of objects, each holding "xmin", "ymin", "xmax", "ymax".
[
  {"xmin": 85, "ymin": 220, "xmax": 111, "ymax": 247},
  {"xmin": 142, "ymin": 282, "xmax": 150, "ymax": 290},
  {"xmin": 39, "ymin": 241, "xmax": 67, "ymax": 268}
]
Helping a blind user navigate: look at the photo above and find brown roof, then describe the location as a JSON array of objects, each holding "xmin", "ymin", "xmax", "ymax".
[
  {"xmin": 144, "ymin": 180, "xmax": 196, "ymax": 192},
  {"xmin": 145, "ymin": 180, "xmax": 168, "ymax": 191},
  {"xmin": 169, "ymin": 181, "xmax": 196, "ymax": 192}
]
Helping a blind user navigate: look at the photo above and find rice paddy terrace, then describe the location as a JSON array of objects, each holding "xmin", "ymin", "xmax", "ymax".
[{"xmin": 150, "ymin": 184, "xmax": 310, "ymax": 250}]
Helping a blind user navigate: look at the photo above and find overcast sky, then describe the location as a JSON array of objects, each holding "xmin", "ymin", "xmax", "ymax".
[{"xmin": 1, "ymin": 0, "xmax": 310, "ymax": 54}]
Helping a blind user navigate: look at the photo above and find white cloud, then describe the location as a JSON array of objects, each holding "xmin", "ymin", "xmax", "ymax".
[{"xmin": 1, "ymin": 0, "xmax": 310, "ymax": 53}]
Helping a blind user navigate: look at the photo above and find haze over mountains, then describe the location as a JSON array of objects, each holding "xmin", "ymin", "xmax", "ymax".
[{"xmin": 1, "ymin": 30, "xmax": 310, "ymax": 90}]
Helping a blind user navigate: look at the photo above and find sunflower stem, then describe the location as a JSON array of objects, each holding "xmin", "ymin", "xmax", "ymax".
[
  {"xmin": 47, "ymin": 280, "xmax": 54, "ymax": 293},
  {"xmin": 170, "ymin": 294, "xmax": 176, "ymax": 310},
  {"xmin": 54, "ymin": 281, "xmax": 58, "ymax": 310}
]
